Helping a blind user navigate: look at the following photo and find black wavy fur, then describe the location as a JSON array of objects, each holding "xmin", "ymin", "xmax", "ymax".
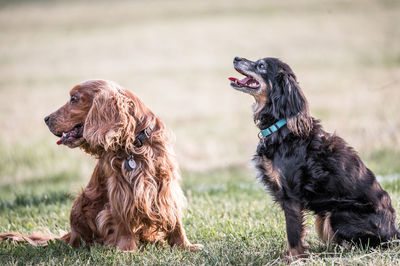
[{"xmin": 232, "ymin": 57, "xmax": 399, "ymax": 257}]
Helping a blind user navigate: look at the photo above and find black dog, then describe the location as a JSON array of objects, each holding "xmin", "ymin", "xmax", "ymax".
[{"xmin": 230, "ymin": 57, "xmax": 399, "ymax": 258}]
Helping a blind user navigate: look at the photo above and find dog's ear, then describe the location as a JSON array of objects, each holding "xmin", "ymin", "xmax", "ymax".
[
  {"xmin": 83, "ymin": 89, "xmax": 127, "ymax": 151},
  {"xmin": 83, "ymin": 86, "xmax": 158, "ymax": 152},
  {"xmin": 269, "ymin": 72, "xmax": 312, "ymax": 136},
  {"xmin": 83, "ymin": 88, "xmax": 137, "ymax": 151}
]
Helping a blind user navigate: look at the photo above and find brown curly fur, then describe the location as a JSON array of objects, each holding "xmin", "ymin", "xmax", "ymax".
[{"xmin": 0, "ymin": 80, "xmax": 201, "ymax": 252}]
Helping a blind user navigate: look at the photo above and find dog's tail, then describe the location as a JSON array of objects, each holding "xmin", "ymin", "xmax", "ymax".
[{"xmin": 0, "ymin": 232, "xmax": 70, "ymax": 246}]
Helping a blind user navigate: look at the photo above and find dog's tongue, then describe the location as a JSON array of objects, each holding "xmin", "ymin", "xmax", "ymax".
[
  {"xmin": 56, "ymin": 130, "xmax": 75, "ymax": 145},
  {"xmin": 57, "ymin": 134, "xmax": 67, "ymax": 145},
  {"xmin": 229, "ymin": 77, "xmax": 251, "ymax": 85}
]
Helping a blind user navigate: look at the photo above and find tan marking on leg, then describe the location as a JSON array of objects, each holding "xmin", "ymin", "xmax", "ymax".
[
  {"xmin": 260, "ymin": 157, "xmax": 281, "ymax": 188},
  {"xmin": 301, "ymin": 211, "xmax": 309, "ymax": 249},
  {"xmin": 315, "ymin": 213, "xmax": 334, "ymax": 244}
]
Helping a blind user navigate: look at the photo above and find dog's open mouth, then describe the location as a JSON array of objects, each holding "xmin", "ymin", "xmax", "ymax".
[
  {"xmin": 229, "ymin": 68, "xmax": 260, "ymax": 90},
  {"xmin": 56, "ymin": 124, "xmax": 84, "ymax": 146}
]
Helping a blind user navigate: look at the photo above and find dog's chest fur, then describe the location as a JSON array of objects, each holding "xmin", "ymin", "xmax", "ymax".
[
  {"xmin": 254, "ymin": 155, "xmax": 282, "ymax": 192},
  {"xmin": 252, "ymin": 132, "xmax": 310, "ymax": 204}
]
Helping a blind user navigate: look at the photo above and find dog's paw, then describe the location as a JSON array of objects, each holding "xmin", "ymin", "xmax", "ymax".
[
  {"xmin": 284, "ymin": 253, "xmax": 308, "ymax": 264},
  {"xmin": 302, "ymin": 242, "xmax": 310, "ymax": 250},
  {"xmin": 188, "ymin": 243, "xmax": 204, "ymax": 252},
  {"xmin": 285, "ymin": 247, "xmax": 308, "ymax": 263}
]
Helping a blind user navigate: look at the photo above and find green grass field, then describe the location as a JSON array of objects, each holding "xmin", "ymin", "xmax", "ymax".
[{"xmin": 0, "ymin": 0, "xmax": 400, "ymax": 264}]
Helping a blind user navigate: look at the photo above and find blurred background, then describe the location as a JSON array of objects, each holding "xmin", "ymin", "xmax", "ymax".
[
  {"xmin": 1, "ymin": 1, "xmax": 400, "ymax": 264},
  {"xmin": 0, "ymin": 0, "xmax": 399, "ymax": 196}
]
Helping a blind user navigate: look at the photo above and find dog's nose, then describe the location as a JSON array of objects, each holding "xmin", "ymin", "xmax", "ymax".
[
  {"xmin": 234, "ymin": 56, "xmax": 242, "ymax": 63},
  {"xmin": 44, "ymin": 115, "xmax": 50, "ymax": 125}
]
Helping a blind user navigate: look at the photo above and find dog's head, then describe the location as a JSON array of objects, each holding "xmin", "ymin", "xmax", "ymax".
[
  {"xmin": 44, "ymin": 80, "xmax": 155, "ymax": 153},
  {"xmin": 230, "ymin": 57, "xmax": 312, "ymax": 136}
]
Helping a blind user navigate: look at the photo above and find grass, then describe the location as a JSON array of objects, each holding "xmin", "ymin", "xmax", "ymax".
[
  {"xmin": 2, "ymin": 165, "xmax": 400, "ymax": 265},
  {"xmin": 0, "ymin": 0, "xmax": 400, "ymax": 264}
]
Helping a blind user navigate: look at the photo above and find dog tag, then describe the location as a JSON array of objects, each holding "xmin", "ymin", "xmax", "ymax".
[{"xmin": 125, "ymin": 156, "xmax": 136, "ymax": 171}]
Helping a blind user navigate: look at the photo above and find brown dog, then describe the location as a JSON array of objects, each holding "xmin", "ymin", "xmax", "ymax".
[{"xmin": 0, "ymin": 79, "xmax": 202, "ymax": 252}]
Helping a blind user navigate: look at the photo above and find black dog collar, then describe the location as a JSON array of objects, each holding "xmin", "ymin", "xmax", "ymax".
[
  {"xmin": 125, "ymin": 127, "xmax": 153, "ymax": 172},
  {"xmin": 133, "ymin": 127, "xmax": 152, "ymax": 147}
]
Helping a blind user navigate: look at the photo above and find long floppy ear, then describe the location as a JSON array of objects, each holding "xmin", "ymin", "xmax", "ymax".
[
  {"xmin": 268, "ymin": 72, "xmax": 312, "ymax": 136},
  {"xmin": 83, "ymin": 88, "xmax": 136, "ymax": 151}
]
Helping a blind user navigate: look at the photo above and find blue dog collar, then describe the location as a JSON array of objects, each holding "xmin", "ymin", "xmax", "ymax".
[{"xmin": 259, "ymin": 119, "xmax": 287, "ymax": 138}]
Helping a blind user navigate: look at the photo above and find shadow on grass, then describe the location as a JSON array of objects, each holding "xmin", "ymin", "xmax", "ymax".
[
  {"xmin": 0, "ymin": 170, "xmax": 79, "ymax": 190},
  {"xmin": 0, "ymin": 240, "xmax": 97, "ymax": 265},
  {"xmin": 0, "ymin": 240, "xmax": 170, "ymax": 265},
  {"xmin": 0, "ymin": 191, "xmax": 73, "ymax": 211}
]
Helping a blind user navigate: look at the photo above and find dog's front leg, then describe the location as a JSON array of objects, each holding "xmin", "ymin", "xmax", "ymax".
[
  {"xmin": 282, "ymin": 201, "xmax": 307, "ymax": 259},
  {"xmin": 166, "ymin": 221, "xmax": 203, "ymax": 251}
]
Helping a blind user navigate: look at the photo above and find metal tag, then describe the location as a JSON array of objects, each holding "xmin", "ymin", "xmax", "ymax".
[{"xmin": 125, "ymin": 157, "xmax": 136, "ymax": 171}]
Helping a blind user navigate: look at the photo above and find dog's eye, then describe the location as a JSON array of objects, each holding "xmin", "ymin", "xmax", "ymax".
[
  {"xmin": 70, "ymin": 95, "xmax": 78, "ymax": 103},
  {"xmin": 258, "ymin": 63, "xmax": 266, "ymax": 70}
]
